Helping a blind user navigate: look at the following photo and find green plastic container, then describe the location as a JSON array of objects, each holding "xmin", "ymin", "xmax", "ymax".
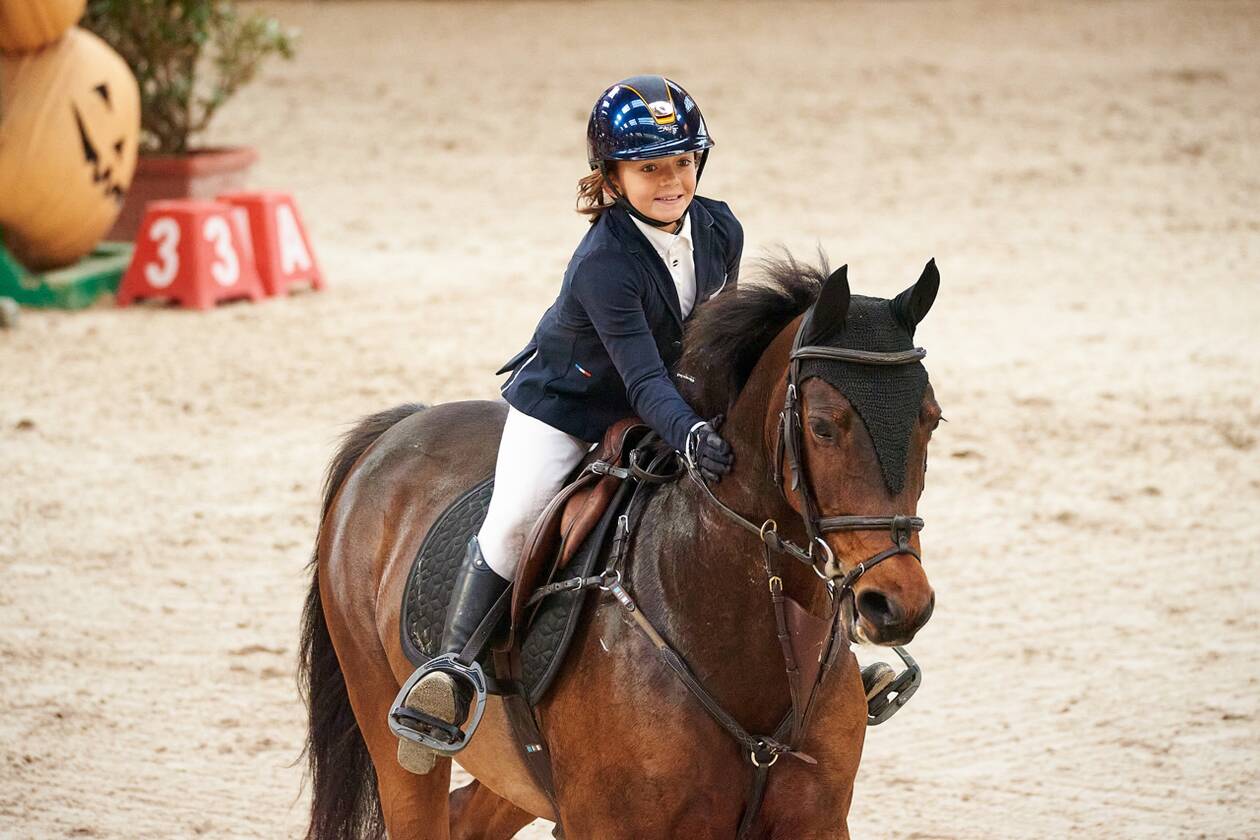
[{"xmin": 0, "ymin": 236, "xmax": 134, "ymax": 310}]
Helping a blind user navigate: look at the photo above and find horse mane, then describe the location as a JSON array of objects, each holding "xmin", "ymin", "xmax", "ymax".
[{"xmin": 674, "ymin": 250, "xmax": 827, "ymax": 418}]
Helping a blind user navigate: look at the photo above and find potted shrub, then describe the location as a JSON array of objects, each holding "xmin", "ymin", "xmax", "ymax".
[{"xmin": 82, "ymin": 0, "xmax": 295, "ymax": 239}]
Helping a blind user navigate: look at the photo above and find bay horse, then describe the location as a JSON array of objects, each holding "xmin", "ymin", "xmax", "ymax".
[{"xmin": 300, "ymin": 255, "xmax": 942, "ymax": 839}]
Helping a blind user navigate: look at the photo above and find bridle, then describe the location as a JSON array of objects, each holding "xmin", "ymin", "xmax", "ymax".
[
  {"xmin": 662, "ymin": 314, "xmax": 931, "ymax": 835},
  {"xmin": 690, "ymin": 314, "xmax": 928, "ymax": 601},
  {"xmin": 504, "ymin": 311, "xmax": 934, "ymax": 838}
]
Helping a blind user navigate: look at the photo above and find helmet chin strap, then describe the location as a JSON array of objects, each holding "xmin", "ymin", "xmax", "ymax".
[{"xmin": 614, "ymin": 195, "xmax": 683, "ymax": 230}]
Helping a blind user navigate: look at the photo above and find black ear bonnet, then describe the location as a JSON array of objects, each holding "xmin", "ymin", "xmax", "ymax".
[{"xmin": 800, "ymin": 294, "xmax": 928, "ymax": 495}]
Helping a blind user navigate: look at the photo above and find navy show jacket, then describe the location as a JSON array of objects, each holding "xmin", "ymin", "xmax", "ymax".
[{"xmin": 499, "ymin": 196, "xmax": 743, "ymax": 452}]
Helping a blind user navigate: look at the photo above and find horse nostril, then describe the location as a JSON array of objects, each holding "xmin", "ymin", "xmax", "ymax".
[{"xmin": 856, "ymin": 590, "xmax": 900, "ymax": 629}]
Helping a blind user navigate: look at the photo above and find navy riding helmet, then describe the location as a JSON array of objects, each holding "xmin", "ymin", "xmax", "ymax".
[{"xmin": 586, "ymin": 75, "xmax": 715, "ymax": 227}]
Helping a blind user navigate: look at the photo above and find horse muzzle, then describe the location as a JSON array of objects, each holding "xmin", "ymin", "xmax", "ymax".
[{"xmin": 852, "ymin": 588, "xmax": 935, "ymax": 647}]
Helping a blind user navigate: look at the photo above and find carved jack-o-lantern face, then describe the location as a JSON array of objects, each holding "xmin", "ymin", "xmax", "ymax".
[
  {"xmin": 72, "ymin": 81, "xmax": 129, "ymax": 205},
  {"xmin": 0, "ymin": 27, "xmax": 140, "ymax": 270}
]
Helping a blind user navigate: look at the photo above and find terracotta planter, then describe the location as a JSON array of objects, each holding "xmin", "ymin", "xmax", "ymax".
[{"xmin": 108, "ymin": 146, "xmax": 258, "ymax": 241}]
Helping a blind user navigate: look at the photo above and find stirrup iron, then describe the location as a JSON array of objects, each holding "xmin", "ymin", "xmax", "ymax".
[
  {"xmin": 866, "ymin": 646, "xmax": 922, "ymax": 726},
  {"xmin": 388, "ymin": 654, "xmax": 488, "ymax": 754}
]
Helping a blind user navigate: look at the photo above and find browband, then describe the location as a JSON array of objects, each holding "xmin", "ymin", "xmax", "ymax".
[{"xmin": 789, "ymin": 347, "xmax": 926, "ymax": 366}]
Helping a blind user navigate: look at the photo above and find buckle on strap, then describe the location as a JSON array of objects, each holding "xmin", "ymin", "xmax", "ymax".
[
  {"xmin": 590, "ymin": 460, "xmax": 631, "ymax": 479},
  {"xmin": 890, "ymin": 515, "xmax": 914, "ymax": 550},
  {"xmin": 388, "ymin": 655, "xmax": 488, "ymax": 755}
]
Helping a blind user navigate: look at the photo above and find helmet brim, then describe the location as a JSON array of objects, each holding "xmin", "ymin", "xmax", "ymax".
[{"xmin": 589, "ymin": 137, "xmax": 715, "ymax": 169}]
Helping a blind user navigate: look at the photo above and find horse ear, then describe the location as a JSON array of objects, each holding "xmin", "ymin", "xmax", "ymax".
[
  {"xmin": 802, "ymin": 264, "xmax": 851, "ymax": 346},
  {"xmin": 892, "ymin": 258, "xmax": 939, "ymax": 334}
]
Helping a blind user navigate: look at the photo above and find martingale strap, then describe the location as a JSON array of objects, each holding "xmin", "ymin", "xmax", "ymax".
[
  {"xmin": 511, "ymin": 318, "xmax": 932, "ymax": 836},
  {"xmin": 607, "ymin": 471, "xmax": 843, "ymax": 840},
  {"xmin": 693, "ymin": 317, "xmax": 932, "ymax": 834},
  {"xmin": 600, "ymin": 462, "xmax": 818, "ymax": 767}
]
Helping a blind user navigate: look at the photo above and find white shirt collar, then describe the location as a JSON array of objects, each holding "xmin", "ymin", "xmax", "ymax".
[{"xmin": 630, "ymin": 210, "xmax": 692, "ymax": 257}]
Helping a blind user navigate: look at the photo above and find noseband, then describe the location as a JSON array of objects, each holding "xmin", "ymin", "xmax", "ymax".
[{"xmin": 691, "ymin": 317, "xmax": 927, "ymax": 601}]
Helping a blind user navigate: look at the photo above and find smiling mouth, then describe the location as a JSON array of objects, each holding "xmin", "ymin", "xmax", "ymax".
[{"xmin": 655, "ymin": 194, "xmax": 684, "ymax": 203}]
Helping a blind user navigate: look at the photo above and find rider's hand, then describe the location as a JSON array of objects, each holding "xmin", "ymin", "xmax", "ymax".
[{"xmin": 687, "ymin": 422, "xmax": 734, "ymax": 482}]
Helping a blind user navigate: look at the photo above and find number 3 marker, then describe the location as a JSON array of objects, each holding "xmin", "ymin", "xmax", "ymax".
[
  {"xmin": 203, "ymin": 216, "xmax": 240, "ymax": 287},
  {"xmin": 144, "ymin": 217, "xmax": 180, "ymax": 288}
]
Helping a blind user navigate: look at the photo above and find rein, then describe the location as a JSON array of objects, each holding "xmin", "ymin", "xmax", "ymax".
[
  {"xmin": 675, "ymin": 322, "xmax": 929, "ymax": 835},
  {"xmin": 526, "ymin": 318, "xmax": 930, "ymax": 837}
]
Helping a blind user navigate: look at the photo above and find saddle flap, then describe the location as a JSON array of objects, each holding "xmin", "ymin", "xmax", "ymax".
[
  {"xmin": 509, "ymin": 418, "xmax": 649, "ymax": 630},
  {"xmin": 558, "ymin": 477, "xmax": 620, "ymax": 567},
  {"xmin": 511, "ymin": 471, "xmax": 597, "ymax": 632}
]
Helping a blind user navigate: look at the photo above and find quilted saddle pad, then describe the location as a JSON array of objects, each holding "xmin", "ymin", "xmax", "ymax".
[{"xmin": 399, "ymin": 476, "xmax": 619, "ymax": 705}]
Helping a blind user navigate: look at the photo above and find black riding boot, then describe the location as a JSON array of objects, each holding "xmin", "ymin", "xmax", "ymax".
[{"xmin": 395, "ymin": 536, "xmax": 509, "ymax": 774}]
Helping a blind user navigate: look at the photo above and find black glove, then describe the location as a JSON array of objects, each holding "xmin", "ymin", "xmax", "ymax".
[{"xmin": 686, "ymin": 422, "xmax": 734, "ymax": 482}]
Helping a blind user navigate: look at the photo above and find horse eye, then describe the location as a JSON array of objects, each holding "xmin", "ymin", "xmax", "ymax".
[{"xmin": 809, "ymin": 419, "xmax": 835, "ymax": 441}]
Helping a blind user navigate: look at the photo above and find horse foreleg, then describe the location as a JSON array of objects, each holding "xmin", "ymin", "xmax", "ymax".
[{"xmin": 450, "ymin": 779, "xmax": 537, "ymax": 840}]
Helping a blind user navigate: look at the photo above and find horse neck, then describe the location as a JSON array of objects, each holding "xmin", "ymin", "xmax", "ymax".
[
  {"xmin": 719, "ymin": 313, "xmax": 823, "ymax": 602},
  {"xmin": 629, "ymin": 316, "xmax": 827, "ymax": 731}
]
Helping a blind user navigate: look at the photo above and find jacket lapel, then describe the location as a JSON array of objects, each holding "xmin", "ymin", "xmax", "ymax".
[
  {"xmin": 688, "ymin": 199, "xmax": 719, "ymax": 303},
  {"xmin": 611, "ymin": 208, "xmax": 684, "ymax": 328}
]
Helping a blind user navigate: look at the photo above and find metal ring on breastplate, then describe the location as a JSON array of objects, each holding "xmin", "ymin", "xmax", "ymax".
[
  {"xmin": 814, "ymin": 536, "xmax": 841, "ymax": 579},
  {"xmin": 759, "ymin": 518, "xmax": 778, "ymax": 544},
  {"xmin": 750, "ymin": 748, "xmax": 780, "ymax": 768}
]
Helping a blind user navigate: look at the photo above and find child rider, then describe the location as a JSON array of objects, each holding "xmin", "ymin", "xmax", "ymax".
[{"xmin": 392, "ymin": 75, "xmax": 740, "ymax": 774}]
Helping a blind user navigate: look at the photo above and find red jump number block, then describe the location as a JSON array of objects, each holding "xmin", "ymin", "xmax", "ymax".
[
  {"xmin": 217, "ymin": 191, "xmax": 324, "ymax": 296},
  {"xmin": 116, "ymin": 200, "xmax": 264, "ymax": 310}
]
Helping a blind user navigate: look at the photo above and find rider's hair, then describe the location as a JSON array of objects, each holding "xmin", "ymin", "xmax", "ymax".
[{"xmin": 575, "ymin": 168, "xmax": 615, "ymax": 223}]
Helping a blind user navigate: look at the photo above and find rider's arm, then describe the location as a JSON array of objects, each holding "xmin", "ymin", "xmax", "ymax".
[{"xmin": 571, "ymin": 249, "xmax": 704, "ymax": 454}]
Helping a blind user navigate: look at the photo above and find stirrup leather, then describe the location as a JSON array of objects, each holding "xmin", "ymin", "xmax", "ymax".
[
  {"xmin": 388, "ymin": 655, "xmax": 488, "ymax": 754},
  {"xmin": 866, "ymin": 646, "xmax": 922, "ymax": 726}
]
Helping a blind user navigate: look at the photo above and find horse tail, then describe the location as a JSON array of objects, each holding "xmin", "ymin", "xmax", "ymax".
[{"xmin": 299, "ymin": 403, "xmax": 426, "ymax": 840}]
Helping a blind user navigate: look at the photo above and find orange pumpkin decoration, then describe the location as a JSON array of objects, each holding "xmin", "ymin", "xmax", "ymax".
[
  {"xmin": 0, "ymin": 27, "xmax": 139, "ymax": 270},
  {"xmin": 0, "ymin": 0, "xmax": 85, "ymax": 54}
]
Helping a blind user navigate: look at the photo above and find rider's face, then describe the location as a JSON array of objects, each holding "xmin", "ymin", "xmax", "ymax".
[{"xmin": 609, "ymin": 152, "xmax": 698, "ymax": 228}]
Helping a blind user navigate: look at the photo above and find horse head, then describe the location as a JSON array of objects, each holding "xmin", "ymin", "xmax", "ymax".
[
  {"xmin": 677, "ymin": 255, "xmax": 942, "ymax": 648},
  {"xmin": 778, "ymin": 260, "xmax": 940, "ymax": 646}
]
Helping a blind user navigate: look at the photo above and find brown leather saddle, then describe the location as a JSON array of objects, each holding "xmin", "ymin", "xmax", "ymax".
[
  {"xmin": 398, "ymin": 416, "xmax": 653, "ymax": 691},
  {"xmin": 489, "ymin": 417, "xmax": 656, "ymax": 812},
  {"xmin": 507, "ymin": 417, "xmax": 648, "ymax": 640}
]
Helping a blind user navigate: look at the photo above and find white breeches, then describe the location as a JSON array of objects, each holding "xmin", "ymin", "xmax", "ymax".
[{"xmin": 477, "ymin": 406, "xmax": 590, "ymax": 580}]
